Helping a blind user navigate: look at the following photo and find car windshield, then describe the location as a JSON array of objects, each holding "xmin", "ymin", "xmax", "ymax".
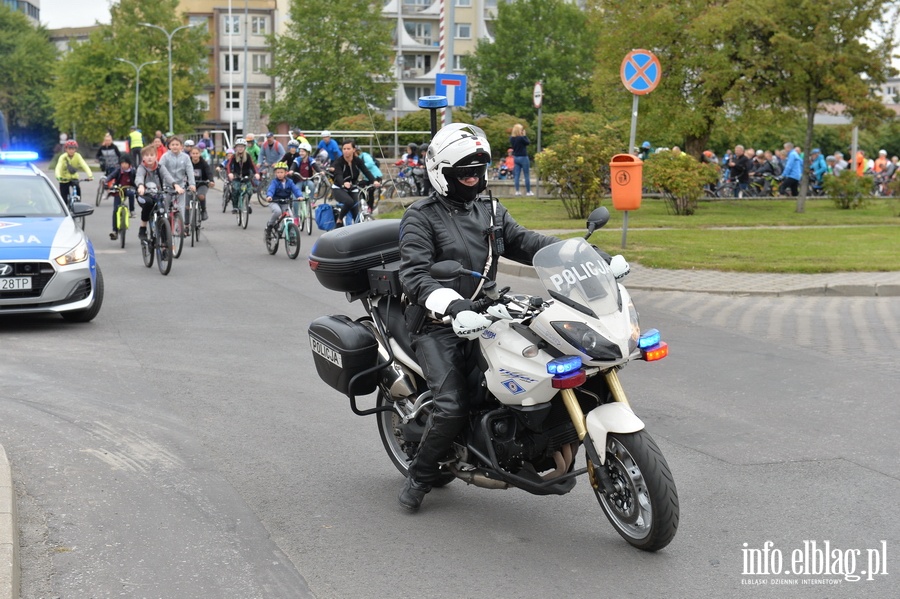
[
  {"xmin": 0, "ymin": 175, "xmax": 66, "ymax": 217},
  {"xmin": 532, "ymin": 238, "xmax": 621, "ymax": 316}
]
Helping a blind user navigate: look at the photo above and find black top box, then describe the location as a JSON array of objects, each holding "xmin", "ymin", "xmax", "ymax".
[{"xmin": 309, "ymin": 219, "xmax": 401, "ymax": 293}]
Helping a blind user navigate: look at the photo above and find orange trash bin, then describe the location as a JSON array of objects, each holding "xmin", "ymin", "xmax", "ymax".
[{"xmin": 609, "ymin": 154, "xmax": 642, "ymax": 211}]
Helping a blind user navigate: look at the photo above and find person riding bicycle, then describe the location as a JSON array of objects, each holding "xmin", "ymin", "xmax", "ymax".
[
  {"xmin": 106, "ymin": 155, "xmax": 137, "ymax": 240},
  {"xmin": 264, "ymin": 162, "xmax": 302, "ymax": 236},
  {"xmin": 159, "ymin": 136, "xmax": 196, "ymax": 231},
  {"xmin": 280, "ymin": 138, "xmax": 302, "ymax": 173},
  {"xmin": 96, "ymin": 132, "xmax": 122, "ymax": 177},
  {"xmin": 317, "ymin": 130, "xmax": 342, "ymax": 162},
  {"xmin": 189, "ymin": 144, "xmax": 215, "ymax": 221},
  {"xmin": 135, "ymin": 146, "xmax": 176, "ymax": 240},
  {"xmin": 330, "ymin": 138, "xmax": 379, "ymax": 226},
  {"xmin": 396, "ymin": 123, "xmax": 565, "ymax": 512},
  {"xmin": 245, "ymin": 133, "xmax": 261, "ymax": 164},
  {"xmin": 289, "ymin": 141, "xmax": 320, "ymax": 199},
  {"xmin": 55, "ymin": 139, "xmax": 94, "ymax": 201},
  {"xmin": 357, "ymin": 147, "xmax": 383, "ymax": 213},
  {"xmin": 259, "ymin": 132, "xmax": 284, "ymax": 170},
  {"xmin": 225, "ymin": 138, "xmax": 261, "ymax": 213}
]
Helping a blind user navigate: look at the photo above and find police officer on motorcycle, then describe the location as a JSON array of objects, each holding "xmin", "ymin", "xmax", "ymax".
[{"xmin": 397, "ymin": 123, "xmax": 560, "ymax": 511}]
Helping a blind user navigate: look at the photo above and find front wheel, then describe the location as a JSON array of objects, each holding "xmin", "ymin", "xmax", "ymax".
[
  {"xmin": 265, "ymin": 226, "xmax": 279, "ymax": 254},
  {"xmin": 241, "ymin": 192, "xmax": 250, "ymax": 229},
  {"xmin": 375, "ymin": 392, "xmax": 455, "ymax": 487},
  {"xmin": 591, "ymin": 430, "xmax": 679, "ymax": 552},
  {"xmin": 172, "ymin": 212, "xmax": 185, "ymax": 259},
  {"xmin": 156, "ymin": 218, "xmax": 172, "ymax": 276},
  {"xmin": 285, "ymin": 222, "xmax": 300, "ymax": 259}
]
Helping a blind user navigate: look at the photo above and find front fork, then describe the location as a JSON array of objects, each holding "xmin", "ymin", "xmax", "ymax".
[{"xmin": 559, "ymin": 370, "xmax": 631, "ymax": 495}]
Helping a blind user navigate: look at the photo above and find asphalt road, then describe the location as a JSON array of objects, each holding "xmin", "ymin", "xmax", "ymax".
[{"xmin": 1, "ymin": 183, "xmax": 898, "ymax": 598}]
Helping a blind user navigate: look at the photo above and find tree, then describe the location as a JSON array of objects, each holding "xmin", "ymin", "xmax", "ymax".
[
  {"xmin": 744, "ymin": 0, "xmax": 897, "ymax": 212},
  {"xmin": 267, "ymin": 0, "xmax": 394, "ymax": 130},
  {"xmin": 588, "ymin": 0, "xmax": 777, "ymax": 160},
  {"xmin": 50, "ymin": 0, "xmax": 207, "ymax": 142},
  {"xmin": 463, "ymin": 0, "xmax": 596, "ymax": 117},
  {"xmin": 0, "ymin": 5, "xmax": 57, "ymax": 150}
]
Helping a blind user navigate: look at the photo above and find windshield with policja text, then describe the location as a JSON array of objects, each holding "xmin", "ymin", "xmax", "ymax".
[{"xmin": 532, "ymin": 238, "xmax": 620, "ymax": 316}]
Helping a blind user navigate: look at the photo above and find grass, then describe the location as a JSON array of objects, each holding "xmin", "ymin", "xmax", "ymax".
[{"xmin": 379, "ymin": 196, "xmax": 900, "ymax": 273}]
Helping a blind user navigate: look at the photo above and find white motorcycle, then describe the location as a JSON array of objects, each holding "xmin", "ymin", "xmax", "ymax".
[{"xmin": 308, "ymin": 206, "xmax": 679, "ymax": 551}]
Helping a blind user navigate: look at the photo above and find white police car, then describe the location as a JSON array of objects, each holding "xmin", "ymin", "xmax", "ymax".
[{"xmin": 0, "ymin": 151, "xmax": 103, "ymax": 322}]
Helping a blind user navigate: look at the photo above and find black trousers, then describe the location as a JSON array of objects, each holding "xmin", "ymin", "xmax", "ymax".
[{"xmin": 407, "ymin": 325, "xmax": 478, "ymax": 485}]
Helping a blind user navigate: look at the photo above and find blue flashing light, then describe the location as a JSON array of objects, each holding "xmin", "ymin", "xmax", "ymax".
[
  {"xmin": 547, "ymin": 355, "xmax": 582, "ymax": 376},
  {"xmin": 0, "ymin": 150, "xmax": 39, "ymax": 163},
  {"xmin": 638, "ymin": 328, "xmax": 661, "ymax": 349},
  {"xmin": 418, "ymin": 95, "xmax": 449, "ymax": 109}
]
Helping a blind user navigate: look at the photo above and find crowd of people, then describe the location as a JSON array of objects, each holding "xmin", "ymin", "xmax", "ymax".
[{"xmin": 639, "ymin": 141, "xmax": 899, "ymax": 196}]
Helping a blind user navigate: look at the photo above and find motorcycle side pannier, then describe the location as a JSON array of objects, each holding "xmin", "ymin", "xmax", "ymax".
[
  {"xmin": 308, "ymin": 219, "xmax": 402, "ymax": 293},
  {"xmin": 308, "ymin": 315, "xmax": 379, "ymax": 396}
]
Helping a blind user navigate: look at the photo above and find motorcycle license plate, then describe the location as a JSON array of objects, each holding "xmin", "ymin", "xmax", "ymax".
[{"xmin": 0, "ymin": 277, "xmax": 31, "ymax": 291}]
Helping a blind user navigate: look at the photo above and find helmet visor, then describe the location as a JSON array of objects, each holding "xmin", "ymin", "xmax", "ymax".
[{"xmin": 443, "ymin": 164, "xmax": 487, "ymax": 181}]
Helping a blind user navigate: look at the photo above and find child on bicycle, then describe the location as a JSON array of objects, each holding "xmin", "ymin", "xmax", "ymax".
[
  {"xmin": 54, "ymin": 139, "xmax": 93, "ymax": 200},
  {"xmin": 189, "ymin": 145, "xmax": 215, "ymax": 221},
  {"xmin": 225, "ymin": 138, "xmax": 260, "ymax": 213},
  {"xmin": 159, "ymin": 136, "xmax": 196, "ymax": 231},
  {"xmin": 105, "ymin": 155, "xmax": 138, "ymax": 240},
  {"xmin": 265, "ymin": 161, "xmax": 301, "ymax": 236},
  {"xmin": 135, "ymin": 146, "xmax": 176, "ymax": 240}
]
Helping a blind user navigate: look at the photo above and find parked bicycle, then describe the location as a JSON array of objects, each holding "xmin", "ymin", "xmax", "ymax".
[
  {"xmin": 265, "ymin": 203, "xmax": 301, "ymax": 259},
  {"xmin": 140, "ymin": 187, "xmax": 173, "ymax": 276},
  {"xmin": 111, "ymin": 185, "xmax": 135, "ymax": 248}
]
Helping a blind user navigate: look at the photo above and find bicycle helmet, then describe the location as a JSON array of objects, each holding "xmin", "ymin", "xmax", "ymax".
[
  {"xmin": 287, "ymin": 139, "xmax": 300, "ymax": 149},
  {"xmin": 245, "ymin": 133, "xmax": 255, "ymax": 141},
  {"xmin": 184, "ymin": 139, "xmax": 195, "ymax": 147},
  {"xmin": 197, "ymin": 141, "xmax": 206, "ymax": 150},
  {"xmin": 299, "ymin": 142, "xmax": 312, "ymax": 153},
  {"xmin": 225, "ymin": 148, "xmax": 235, "ymax": 155},
  {"xmin": 64, "ymin": 140, "xmax": 79, "ymax": 149},
  {"xmin": 425, "ymin": 123, "xmax": 491, "ymax": 200},
  {"xmin": 273, "ymin": 161, "xmax": 289, "ymax": 170},
  {"xmin": 234, "ymin": 138, "xmax": 247, "ymax": 147},
  {"xmin": 321, "ymin": 130, "xmax": 331, "ymax": 137}
]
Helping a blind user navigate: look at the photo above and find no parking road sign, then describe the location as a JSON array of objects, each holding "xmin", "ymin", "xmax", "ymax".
[{"xmin": 620, "ymin": 49, "xmax": 661, "ymax": 96}]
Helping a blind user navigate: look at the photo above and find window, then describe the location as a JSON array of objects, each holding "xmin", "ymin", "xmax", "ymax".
[
  {"xmin": 455, "ymin": 0, "xmax": 471, "ymax": 6},
  {"xmin": 251, "ymin": 16, "xmax": 267, "ymax": 35},
  {"xmin": 224, "ymin": 15, "xmax": 240, "ymax": 35},
  {"xmin": 226, "ymin": 91, "xmax": 240, "ymax": 110},
  {"xmin": 405, "ymin": 22, "xmax": 432, "ymax": 44},
  {"xmin": 188, "ymin": 16, "xmax": 207, "ymax": 31},
  {"xmin": 252, "ymin": 53, "xmax": 269, "ymax": 73},
  {"xmin": 406, "ymin": 86, "xmax": 432, "ymax": 103},
  {"xmin": 454, "ymin": 23, "xmax": 471, "ymax": 39},
  {"xmin": 453, "ymin": 54, "xmax": 465, "ymax": 71},
  {"xmin": 195, "ymin": 93, "xmax": 210, "ymax": 112},
  {"xmin": 224, "ymin": 54, "xmax": 240, "ymax": 73},
  {"xmin": 259, "ymin": 91, "xmax": 268, "ymax": 104}
]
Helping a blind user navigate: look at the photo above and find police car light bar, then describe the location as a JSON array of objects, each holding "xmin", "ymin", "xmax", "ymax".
[{"xmin": 0, "ymin": 150, "xmax": 40, "ymax": 162}]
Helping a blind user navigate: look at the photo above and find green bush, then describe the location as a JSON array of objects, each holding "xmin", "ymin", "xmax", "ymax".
[
  {"xmin": 643, "ymin": 151, "xmax": 719, "ymax": 215},
  {"xmin": 328, "ymin": 113, "xmax": 393, "ymax": 158},
  {"xmin": 475, "ymin": 114, "xmax": 531, "ymax": 160},
  {"xmin": 540, "ymin": 112, "xmax": 627, "ymax": 151},
  {"xmin": 822, "ymin": 171, "xmax": 871, "ymax": 209},
  {"xmin": 535, "ymin": 133, "xmax": 616, "ymax": 219}
]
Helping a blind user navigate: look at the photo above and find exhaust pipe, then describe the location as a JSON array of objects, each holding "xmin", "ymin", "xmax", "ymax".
[{"xmin": 450, "ymin": 465, "xmax": 510, "ymax": 490}]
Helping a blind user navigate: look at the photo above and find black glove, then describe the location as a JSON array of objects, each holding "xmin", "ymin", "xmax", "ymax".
[{"xmin": 446, "ymin": 299, "xmax": 475, "ymax": 318}]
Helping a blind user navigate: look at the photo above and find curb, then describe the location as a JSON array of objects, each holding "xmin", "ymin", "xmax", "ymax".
[{"xmin": 0, "ymin": 445, "xmax": 18, "ymax": 599}]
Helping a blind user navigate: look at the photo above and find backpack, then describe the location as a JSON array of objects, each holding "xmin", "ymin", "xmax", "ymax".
[{"xmin": 315, "ymin": 202, "xmax": 336, "ymax": 231}]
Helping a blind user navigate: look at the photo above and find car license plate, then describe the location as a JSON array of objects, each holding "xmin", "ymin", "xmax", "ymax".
[{"xmin": 0, "ymin": 277, "xmax": 31, "ymax": 291}]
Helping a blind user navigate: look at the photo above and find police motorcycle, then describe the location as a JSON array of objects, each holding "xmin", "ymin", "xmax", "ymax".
[{"xmin": 307, "ymin": 205, "xmax": 679, "ymax": 551}]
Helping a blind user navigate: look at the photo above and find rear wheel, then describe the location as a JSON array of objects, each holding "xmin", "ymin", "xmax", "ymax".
[
  {"xmin": 156, "ymin": 218, "xmax": 172, "ymax": 275},
  {"xmin": 222, "ymin": 186, "xmax": 230, "ymax": 212},
  {"xmin": 265, "ymin": 225, "xmax": 279, "ymax": 254},
  {"xmin": 241, "ymin": 191, "xmax": 250, "ymax": 229},
  {"xmin": 375, "ymin": 392, "xmax": 455, "ymax": 487},
  {"xmin": 257, "ymin": 173, "xmax": 270, "ymax": 205},
  {"xmin": 117, "ymin": 207, "xmax": 128, "ymax": 249},
  {"xmin": 172, "ymin": 212, "xmax": 184, "ymax": 258},
  {"xmin": 591, "ymin": 430, "xmax": 679, "ymax": 552},
  {"xmin": 285, "ymin": 222, "xmax": 300, "ymax": 259}
]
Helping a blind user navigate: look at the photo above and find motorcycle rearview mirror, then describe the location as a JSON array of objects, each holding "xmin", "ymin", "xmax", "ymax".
[
  {"xmin": 431, "ymin": 260, "xmax": 478, "ymax": 281},
  {"xmin": 584, "ymin": 206, "xmax": 611, "ymax": 239}
]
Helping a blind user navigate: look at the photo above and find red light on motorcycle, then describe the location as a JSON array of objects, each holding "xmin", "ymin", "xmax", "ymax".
[
  {"xmin": 551, "ymin": 369, "xmax": 586, "ymax": 389},
  {"xmin": 309, "ymin": 259, "xmax": 319, "ymax": 271},
  {"xmin": 641, "ymin": 342, "xmax": 668, "ymax": 362}
]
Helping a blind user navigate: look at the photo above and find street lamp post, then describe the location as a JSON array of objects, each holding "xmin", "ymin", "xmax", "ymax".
[
  {"xmin": 138, "ymin": 21, "xmax": 200, "ymax": 135},
  {"xmin": 115, "ymin": 58, "xmax": 161, "ymax": 128}
]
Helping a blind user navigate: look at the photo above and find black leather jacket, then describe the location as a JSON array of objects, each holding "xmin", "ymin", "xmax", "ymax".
[{"xmin": 399, "ymin": 193, "xmax": 557, "ymax": 306}]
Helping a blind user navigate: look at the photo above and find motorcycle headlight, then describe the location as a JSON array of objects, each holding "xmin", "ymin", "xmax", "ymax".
[
  {"xmin": 55, "ymin": 239, "xmax": 89, "ymax": 266},
  {"xmin": 551, "ymin": 321, "xmax": 622, "ymax": 361},
  {"xmin": 627, "ymin": 297, "xmax": 640, "ymax": 352}
]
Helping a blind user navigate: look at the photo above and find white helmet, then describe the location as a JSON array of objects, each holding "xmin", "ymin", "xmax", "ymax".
[
  {"xmin": 425, "ymin": 123, "xmax": 492, "ymax": 197},
  {"xmin": 299, "ymin": 142, "xmax": 312, "ymax": 153},
  {"xmin": 321, "ymin": 130, "xmax": 331, "ymax": 137},
  {"xmin": 234, "ymin": 138, "xmax": 247, "ymax": 147}
]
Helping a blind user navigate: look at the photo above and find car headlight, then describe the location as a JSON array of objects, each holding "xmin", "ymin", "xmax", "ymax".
[
  {"xmin": 551, "ymin": 321, "xmax": 622, "ymax": 360},
  {"xmin": 55, "ymin": 239, "xmax": 89, "ymax": 266}
]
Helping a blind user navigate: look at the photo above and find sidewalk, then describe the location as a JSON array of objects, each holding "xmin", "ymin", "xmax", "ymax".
[
  {"xmin": 0, "ymin": 446, "xmax": 17, "ymax": 599},
  {"xmin": 499, "ymin": 259, "xmax": 900, "ymax": 297}
]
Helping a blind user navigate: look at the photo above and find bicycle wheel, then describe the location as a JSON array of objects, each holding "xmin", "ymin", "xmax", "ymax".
[
  {"xmin": 285, "ymin": 222, "xmax": 301, "ymax": 259},
  {"xmin": 95, "ymin": 181, "xmax": 105, "ymax": 206},
  {"xmin": 172, "ymin": 212, "xmax": 185, "ymax": 259},
  {"xmin": 266, "ymin": 225, "xmax": 280, "ymax": 254},
  {"xmin": 314, "ymin": 176, "xmax": 330, "ymax": 201},
  {"xmin": 222, "ymin": 186, "xmax": 230, "ymax": 213},
  {"xmin": 257, "ymin": 174, "xmax": 271, "ymax": 206},
  {"xmin": 117, "ymin": 206, "xmax": 128, "ymax": 249},
  {"xmin": 141, "ymin": 231, "xmax": 154, "ymax": 268},
  {"xmin": 303, "ymin": 200, "xmax": 313, "ymax": 235},
  {"xmin": 241, "ymin": 191, "xmax": 250, "ymax": 229},
  {"xmin": 235, "ymin": 193, "xmax": 243, "ymax": 226},
  {"xmin": 156, "ymin": 218, "xmax": 172, "ymax": 275},
  {"xmin": 190, "ymin": 203, "xmax": 199, "ymax": 247}
]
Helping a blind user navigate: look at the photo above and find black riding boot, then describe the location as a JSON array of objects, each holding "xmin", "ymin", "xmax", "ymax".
[{"xmin": 399, "ymin": 413, "xmax": 467, "ymax": 511}]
